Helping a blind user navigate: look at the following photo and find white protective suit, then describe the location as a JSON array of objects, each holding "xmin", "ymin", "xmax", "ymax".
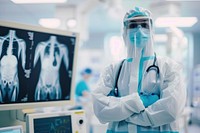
[{"xmin": 92, "ymin": 7, "xmax": 186, "ymax": 133}]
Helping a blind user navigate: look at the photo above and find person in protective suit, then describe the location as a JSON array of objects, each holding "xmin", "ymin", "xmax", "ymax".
[{"xmin": 92, "ymin": 6, "xmax": 186, "ymax": 133}]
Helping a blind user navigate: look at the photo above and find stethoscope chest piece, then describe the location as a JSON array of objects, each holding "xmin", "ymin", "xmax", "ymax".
[{"xmin": 140, "ymin": 53, "xmax": 160, "ymax": 95}]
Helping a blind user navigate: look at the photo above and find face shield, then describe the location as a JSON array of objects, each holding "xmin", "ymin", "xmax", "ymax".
[
  {"xmin": 127, "ymin": 17, "xmax": 152, "ymax": 47},
  {"xmin": 123, "ymin": 8, "xmax": 154, "ymax": 59}
]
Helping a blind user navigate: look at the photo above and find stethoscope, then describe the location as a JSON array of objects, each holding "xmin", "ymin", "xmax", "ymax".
[{"xmin": 113, "ymin": 53, "xmax": 160, "ymax": 97}]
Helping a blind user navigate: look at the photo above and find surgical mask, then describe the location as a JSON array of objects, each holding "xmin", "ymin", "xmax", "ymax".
[{"xmin": 127, "ymin": 26, "xmax": 150, "ymax": 48}]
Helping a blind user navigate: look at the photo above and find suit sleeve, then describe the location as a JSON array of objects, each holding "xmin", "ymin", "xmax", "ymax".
[{"xmin": 92, "ymin": 64, "xmax": 145, "ymax": 123}]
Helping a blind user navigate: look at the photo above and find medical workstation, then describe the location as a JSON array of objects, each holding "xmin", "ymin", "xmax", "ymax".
[{"xmin": 0, "ymin": 0, "xmax": 200, "ymax": 133}]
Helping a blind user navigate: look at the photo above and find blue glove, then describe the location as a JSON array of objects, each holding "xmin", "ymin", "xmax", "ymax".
[{"xmin": 139, "ymin": 93, "xmax": 159, "ymax": 108}]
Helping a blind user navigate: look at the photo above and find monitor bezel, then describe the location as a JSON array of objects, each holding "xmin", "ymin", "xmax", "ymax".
[
  {"xmin": 0, "ymin": 21, "xmax": 79, "ymax": 111},
  {"xmin": 0, "ymin": 125, "xmax": 23, "ymax": 133}
]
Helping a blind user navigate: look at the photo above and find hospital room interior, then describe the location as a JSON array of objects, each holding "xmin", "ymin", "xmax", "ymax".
[{"xmin": 0, "ymin": 0, "xmax": 200, "ymax": 133}]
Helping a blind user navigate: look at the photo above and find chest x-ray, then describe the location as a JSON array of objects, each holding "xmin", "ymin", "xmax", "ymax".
[
  {"xmin": 0, "ymin": 22, "xmax": 77, "ymax": 106},
  {"xmin": 34, "ymin": 36, "xmax": 69, "ymax": 101}
]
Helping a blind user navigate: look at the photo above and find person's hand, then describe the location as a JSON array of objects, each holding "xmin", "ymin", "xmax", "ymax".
[{"xmin": 139, "ymin": 93, "xmax": 159, "ymax": 108}]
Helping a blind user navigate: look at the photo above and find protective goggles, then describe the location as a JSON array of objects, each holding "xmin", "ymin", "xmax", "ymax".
[
  {"xmin": 124, "ymin": 16, "xmax": 152, "ymax": 29},
  {"xmin": 127, "ymin": 20, "xmax": 150, "ymax": 29}
]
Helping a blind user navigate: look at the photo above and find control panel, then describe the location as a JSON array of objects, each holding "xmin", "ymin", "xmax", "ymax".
[{"xmin": 26, "ymin": 110, "xmax": 86, "ymax": 133}]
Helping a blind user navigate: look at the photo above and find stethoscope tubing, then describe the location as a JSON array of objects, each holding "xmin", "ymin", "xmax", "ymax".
[{"xmin": 114, "ymin": 53, "xmax": 160, "ymax": 97}]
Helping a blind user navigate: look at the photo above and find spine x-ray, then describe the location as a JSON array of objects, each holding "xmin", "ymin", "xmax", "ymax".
[{"xmin": 0, "ymin": 25, "xmax": 76, "ymax": 103}]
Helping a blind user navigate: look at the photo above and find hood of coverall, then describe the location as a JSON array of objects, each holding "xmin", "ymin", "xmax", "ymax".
[{"xmin": 123, "ymin": 7, "xmax": 154, "ymax": 59}]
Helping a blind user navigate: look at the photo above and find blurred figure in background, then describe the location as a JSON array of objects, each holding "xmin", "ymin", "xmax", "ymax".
[
  {"xmin": 75, "ymin": 68, "xmax": 92, "ymax": 101},
  {"xmin": 75, "ymin": 67, "xmax": 93, "ymax": 133}
]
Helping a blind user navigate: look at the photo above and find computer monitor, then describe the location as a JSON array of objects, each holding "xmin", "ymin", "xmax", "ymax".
[
  {"xmin": 0, "ymin": 125, "xmax": 23, "ymax": 133},
  {"xmin": 0, "ymin": 21, "xmax": 79, "ymax": 110},
  {"xmin": 26, "ymin": 110, "xmax": 86, "ymax": 133}
]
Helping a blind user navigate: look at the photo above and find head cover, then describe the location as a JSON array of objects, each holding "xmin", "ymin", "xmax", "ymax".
[
  {"xmin": 123, "ymin": 6, "xmax": 154, "ymax": 59},
  {"xmin": 123, "ymin": 7, "xmax": 151, "ymax": 27},
  {"xmin": 81, "ymin": 68, "xmax": 92, "ymax": 75}
]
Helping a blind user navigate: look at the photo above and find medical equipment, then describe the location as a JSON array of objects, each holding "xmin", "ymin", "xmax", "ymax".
[
  {"xmin": 0, "ymin": 125, "xmax": 23, "ymax": 133},
  {"xmin": 113, "ymin": 53, "xmax": 159, "ymax": 97},
  {"xmin": 26, "ymin": 110, "xmax": 87, "ymax": 133},
  {"xmin": 0, "ymin": 20, "xmax": 79, "ymax": 111}
]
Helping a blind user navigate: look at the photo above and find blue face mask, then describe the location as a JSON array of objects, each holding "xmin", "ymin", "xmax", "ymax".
[{"xmin": 127, "ymin": 26, "xmax": 150, "ymax": 48}]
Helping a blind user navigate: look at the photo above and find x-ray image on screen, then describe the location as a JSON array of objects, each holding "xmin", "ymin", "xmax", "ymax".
[
  {"xmin": 0, "ymin": 21, "xmax": 77, "ymax": 109},
  {"xmin": 33, "ymin": 36, "xmax": 69, "ymax": 101},
  {"xmin": 0, "ymin": 29, "xmax": 30, "ymax": 103},
  {"xmin": 27, "ymin": 31, "xmax": 75, "ymax": 102}
]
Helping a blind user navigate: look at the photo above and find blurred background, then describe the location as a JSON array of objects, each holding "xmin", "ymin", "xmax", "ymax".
[{"xmin": 0, "ymin": 0, "xmax": 200, "ymax": 133}]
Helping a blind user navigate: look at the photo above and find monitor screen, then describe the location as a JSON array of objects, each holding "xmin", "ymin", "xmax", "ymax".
[
  {"xmin": 26, "ymin": 111, "xmax": 73, "ymax": 133},
  {"xmin": 34, "ymin": 115, "xmax": 72, "ymax": 133},
  {"xmin": 0, "ymin": 125, "xmax": 23, "ymax": 133},
  {"xmin": 0, "ymin": 21, "xmax": 78, "ymax": 110}
]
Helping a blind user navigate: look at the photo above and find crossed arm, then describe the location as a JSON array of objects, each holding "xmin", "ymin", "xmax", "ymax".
[
  {"xmin": 125, "ymin": 62, "xmax": 186, "ymax": 127},
  {"xmin": 92, "ymin": 61, "xmax": 186, "ymax": 127},
  {"xmin": 92, "ymin": 64, "xmax": 145, "ymax": 123}
]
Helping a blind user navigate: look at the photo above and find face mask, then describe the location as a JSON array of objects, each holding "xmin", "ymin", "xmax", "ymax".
[{"xmin": 127, "ymin": 26, "xmax": 150, "ymax": 48}]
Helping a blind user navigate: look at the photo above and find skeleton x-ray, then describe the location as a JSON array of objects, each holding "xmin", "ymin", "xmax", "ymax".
[
  {"xmin": 0, "ymin": 24, "xmax": 76, "ymax": 104},
  {"xmin": 0, "ymin": 30, "xmax": 29, "ymax": 103}
]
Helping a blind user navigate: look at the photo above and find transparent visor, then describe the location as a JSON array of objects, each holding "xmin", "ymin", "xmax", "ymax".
[{"xmin": 124, "ymin": 17, "xmax": 154, "ymax": 58}]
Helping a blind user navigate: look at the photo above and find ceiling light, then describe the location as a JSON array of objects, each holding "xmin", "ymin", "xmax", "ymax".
[
  {"xmin": 66, "ymin": 18, "xmax": 77, "ymax": 29},
  {"xmin": 39, "ymin": 18, "xmax": 61, "ymax": 29},
  {"xmin": 155, "ymin": 17, "xmax": 198, "ymax": 27},
  {"xmin": 11, "ymin": 0, "xmax": 67, "ymax": 4},
  {"xmin": 166, "ymin": 0, "xmax": 199, "ymax": 1}
]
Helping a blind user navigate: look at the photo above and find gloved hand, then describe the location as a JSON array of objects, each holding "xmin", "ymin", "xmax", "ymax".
[{"xmin": 139, "ymin": 93, "xmax": 159, "ymax": 108}]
